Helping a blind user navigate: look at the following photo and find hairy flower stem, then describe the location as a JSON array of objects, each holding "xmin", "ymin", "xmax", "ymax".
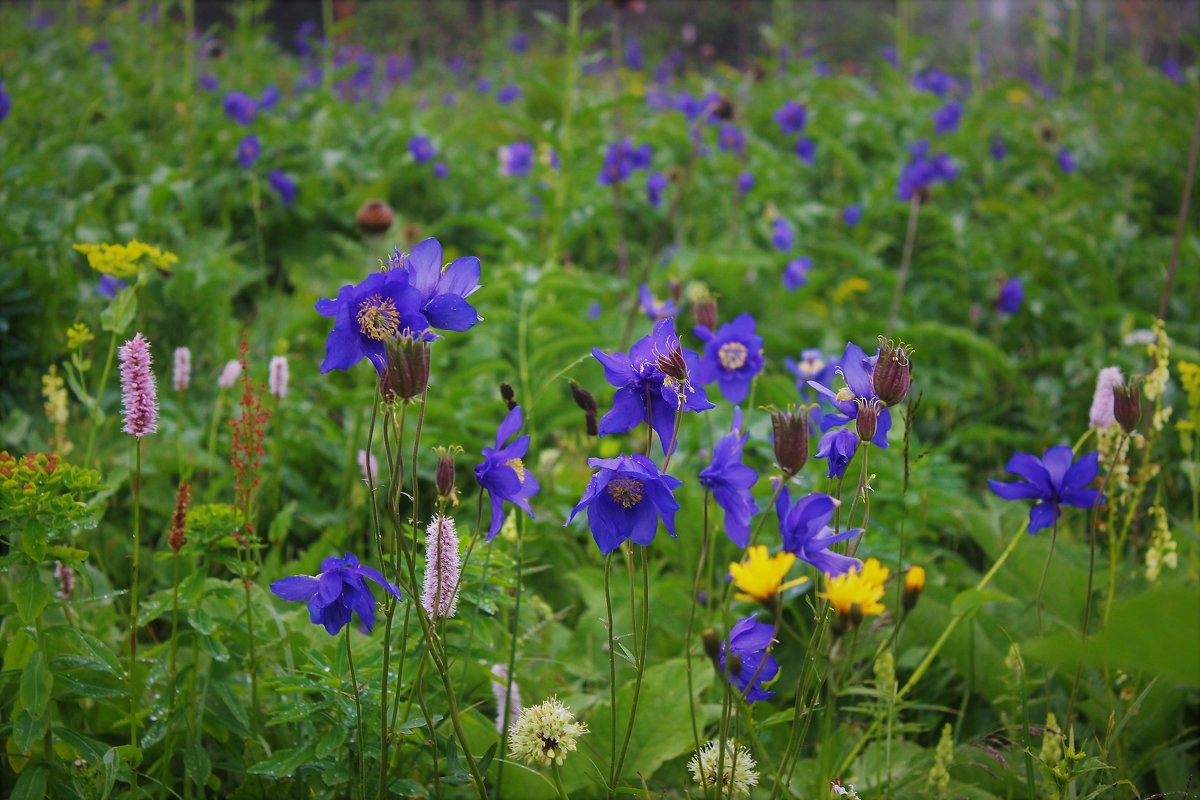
[
  {"xmin": 887, "ymin": 194, "xmax": 921, "ymax": 335},
  {"xmin": 685, "ymin": 491, "xmax": 711, "ymax": 771},
  {"xmin": 365, "ymin": 392, "xmax": 396, "ymax": 799},
  {"xmin": 1036, "ymin": 520, "xmax": 1060, "ymax": 635},
  {"xmin": 129, "ymin": 439, "xmax": 143, "ymax": 791},
  {"xmin": 346, "ymin": 626, "xmax": 367, "ymax": 799},
  {"xmin": 496, "ymin": 512, "xmax": 524, "ymax": 799}
]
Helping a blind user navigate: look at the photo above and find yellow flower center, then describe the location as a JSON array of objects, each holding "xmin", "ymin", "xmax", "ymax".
[
  {"xmin": 718, "ymin": 341, "xmax": 749, "ymax": 371},
  {"xmin": 800, "ymin": 357, "xmax": 825, "ymax": 376},
  {"xmin": 505, "ymin": 457, "xmax": 526, "ymax": 483},
  {"xmin": 356, "ymin": 294, "xmax": 401, "ymax": 340},
  {"xmin": 835, "ymin": 386, "xmax": 856, "ymax": 403},
  {"xmin": 606, "ymin": 477, "xmax": 645, "ymax": 508}
]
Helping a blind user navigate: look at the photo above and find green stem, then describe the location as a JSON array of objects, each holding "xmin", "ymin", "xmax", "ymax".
[
  {"xmin": 685, "ymin": 492, "xmax": 710, "ymax": 768},
  {"xmin": 604, "ymin": 552, "xmax": 619, "ymax": 797},
  {"xmin": 346, "ymin": 626, "xmax": 367, "ymax": 800},
  {"xmin": 547, "ymin": 0, "xmax": 582, "ymax": 266},
  {"xmin": 552, "ymin": 762, "xmax": 570, "ymax": 800},
  {"xmin": 612, "ymin": 545, "xmax": 649, "ymax": 788},
  {"xmin": 1063, "ymin": 0, "xmax": 1081, "ymax": 93},
  {"xmin": 83, "ymin": 330, "xmax": 119, "ymax": 467},
  {"xmin": 129, "ymin": 438, "xmax": 143, "ymax": 791},
  {"xmin": 887, "ymin": 194, "xmax": 921, "ymax": 335},
  {"xmin": 161, "ymin": 553, "xmax": 182, "ymax": 799},
  {"xmin": 205, "ymin": 389, "xmax": 225, "ymax": 484},
  {"xmin": 496, "ymin": 512, "xmax": 524, "ymax": 799}
]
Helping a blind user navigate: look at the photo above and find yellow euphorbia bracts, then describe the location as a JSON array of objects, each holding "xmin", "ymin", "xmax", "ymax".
[{"xmin": 73, "ymin": 240, "xmax": 178, "ymax": 278}]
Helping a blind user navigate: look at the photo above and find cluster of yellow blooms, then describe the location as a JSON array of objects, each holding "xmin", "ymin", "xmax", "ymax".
[
  {"xmin": 821, "ymin": 558, "xmax": 891, "ymax": 621},
  {"xmin": 73, "ymin": 240, "xmax": 178, "ymax": 278}
]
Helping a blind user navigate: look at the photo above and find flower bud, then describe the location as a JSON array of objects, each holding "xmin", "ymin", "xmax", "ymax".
[
  {"xmin": 168, "ymin": 480, "xmax": 190, "ymax": 555},
  {"xmin": 872, "ymin": 337, "xmax": 913, "ymax": 407},
  {"xmin": 434, "ymin": 446, "xmax": 461, "ymax": 505},
  {"xmin": 701, "ymin": 628, "xmax": 722, "ymax": 663},
  {"xmin": 500, "ymin": 383, "xmax": 517, "ymax": 411},
  {"xmin": 855, "ymin": 397, "xmax": 883, "ymax": 444},
  {"xmin": 655, "ymin": 344, "xmax": 689, "ymax": 384},
  {"xmin": 692, "ymin": 294, "xmax": 718, "ymax": 331},
  {"xmin": 570, "ymin": 383, "xmax": 599, "ymax": 437},
  {"xmin": 1112, "ymin": 379, "xmax": 1142, "ymax": 435},
  {"xmin": 849, "ymin": 602, "xmax": 864, "ymax": 628},
  {"xmin": 381, "ymin": 334, "xmax": 430, "ymax": 402},
  {"xmin": 902, "ymin": 566, "xmax": 925, "ymax": 612},
  {"xmin": 725, "ymin": 653, "xmax": 743, "ymax": 677},
  {"xmin": 355, "ymin": 199, "xmax": 395, "ymax": 235},
  {"xmin": 771, "ymin": 406, "xmax": 810, "ymax": 478}
]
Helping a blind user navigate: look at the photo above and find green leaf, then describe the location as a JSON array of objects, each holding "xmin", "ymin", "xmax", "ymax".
[
  {"xmin": 10, "ymin": 765, "xmax": 48, "ymax": 800},
  {"xmin": 185, "ymin": 739, "xmax": 212, "ymax": 787},
  {"xmin": 248, "ymin": 742, "xmax": 319, "ymax": 778},
  {"xmin": 100, "ymin": 286, "xmax": 137, "ymax": 334},
  {"xmin": 99, "ymin": 748, "xmax": 121, "ymax": 800},
  {"xmin": 950, "ymin": 587, "xmax": 1014, "ymax": 617},
  {"xmin": 20, "ymin": 652, "xmax": 53, "ymax": 716},
  {"xmin": 13, "ymin": 571, "xmax": 52, "ymax": 624},
  {"xmin": 12, "ymin": 709, "xmax": 49, "ymax": 754}
]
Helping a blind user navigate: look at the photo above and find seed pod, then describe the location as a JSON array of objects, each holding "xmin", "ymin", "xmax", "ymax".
[
  {"xmin": 693, "ymin": 295, "xmax": 718, "ymax": 331},
  {"xmin": 770, "ymin": 406, "xmax": 809, "ymax": 478},
  {"xmin": 356, "ymin": 199, "xmax": 395, "ymax": 235},
  {"xmin": 855, "ymin": 397, "xmax": 883, "ymax": 444},
  {"xmin": 903, "ymin": 566, "xmax": 925, "ymax": 612},
  {"xmin": 872, "ymin": 337, "xmax": 913, "ymax": 407},
  {"xmin": 500, "ymin": 383, "xmax": 517, "ymax": 411},
  {"xmin": 381, "ymin": 334, "xmax": 430, "ymax": 402},
  {"xmin": 1112, "ymin": 379, "xmax": 1142, "ymax": 435}
]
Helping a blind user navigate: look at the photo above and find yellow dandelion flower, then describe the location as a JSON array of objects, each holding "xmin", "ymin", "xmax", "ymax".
[
  {"xmin": 728, "ymin": 546, "xmax": 808, "ymax": 604},
  {"xmin": 820, "ymin": 558, "xmax": 889, "ymax": 620}
]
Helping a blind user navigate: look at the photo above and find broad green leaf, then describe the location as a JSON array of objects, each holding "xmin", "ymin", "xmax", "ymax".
[
  {"xmin": 12, "ymin": 709, "xmax": 49, "ymax": 754},
  {"xmin": 99, "ymin": 286, "xmax": 137, "ymax": 334},
  {"xmin": 13, "ymin": 572, "xmax": 52, "ymax": 624},
  {"xmin": 20, "ymin": 652, "xmax": 53, "ymax": 717},
  {"xmin": 248, "ymin": 742, "xmax": 319, "ymax": 778},
  {"xmin": 10, "ymin": 765, "xmax": 48, "ymax": 800}
]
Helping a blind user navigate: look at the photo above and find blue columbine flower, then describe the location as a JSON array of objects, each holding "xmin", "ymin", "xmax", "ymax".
[
  {"xmin": 237, "ymin": 134, "xmax": 261, "ymax": 169},
  {"xmin": 496, "ymin": 83, "xmax": 522, "ymax": 104},
  {"xmin": 807, "ymin": 341, "xmax": 892, "ymax": 448},
  {"xmin": 199, "ymin": 73, "xmax": 219, "ymax": 92},
  {"xmin": 0, "ymin": 79, "xmax": 9, "ymax": 122},
  {"xmin": 593, "ymin": 317, "xmax": 715, "ymax": 455},
  {"xmin": 386, "ymin": 54, "xmax": 413, "ymax": 86},
  {"xmin": 719, "ymin": 616, "xmax": 779, "ymax": 702},
  {"xmin": 624, "ymin": 37, "xmax": 644, "ymax": 70},
  {"xmin": 737, "ymin": 171, "xmax": 755, "ymax": 196},
  {"xmin": 842, "ymin": 204, "xmax": 862, "ymax": 227},
  {"xmin": 879, "ymin": 46, "xmax": 899, "ymax": 69},
  {"xmin": 932, "ymin": 101, "xmax": 962, "ymax": 135},
  {"xmin": 270, "ymin": 553, "xmax": 401, "ymax": 635},
  {"xmin": 783, "ymin": 257, "xmax": 811, "ymax": 291},
  {"xmin": 475, "ymin": 405, "xmax": 539, "ymax": 540},
  {"xmin": 815, "ymin": 429, "xmax": 858, "ymax": 479},
  {"xmin": 699, "ymin": 408, "xmax": 759, "ymax": 547},
  {"xmin": 476, "ymin": 77, "xmax": 494, "ymax": 94},
  {"xmin": 638, "ymin": 283, "xmax": 678, "ymax": 321},
  {"xmin": 565, "ymin": 454, "xmax": 683, "ymax": 554},
  {"xmin": 385, "ymin": 238, "xmax": 483, "ymax": 333},
  {"xmin": 897, "ymin": 140, "xmax": 956, "ymax": 201},
  {"xmin": 771, "ymin": 217, "xmax": 794, "ymax": 251},
  {"xmin": 776, "ymin": 488, "xmax": 861, "ymax": 576},
  {"xmin": 409, "ymin": 136, "xmax": 436, "ymax": 163},
  {"xmin": 991, "ymin": 134, "xmax": 1007, "ymax": 161},
  {"xmin": 500, "ymin": 141, "xmax": 534, "ymax": 177},
  {"xmin": 795, "ymin": 137, "xmax": 816, "ymax": 165},
  {"xmin": 315, "ymin": 271, "xmax": 427, "ymax": 373},
  {"xmin": 588, "ymin": 300, "xmax": 602, "ymax": 320},
  {"xmin": 98, "ymin": 275, "xmax": 127, "ymax": 300},
  {"xmin": 268, "ymin": 169, "xmax": 297, "ymax": 206},
  {"xmin": 599, "ymin": 139, "xmax": 653, "ymax": 185},
  {"xmin": 996, "ymin": 276, "xmax": 1023, "ymax": 315},
  {"xmin": 785, "ymin": 348, "xmax": 838, "ymax": 401},
  {"xmin": 718, "ymin": 125, "xmax": 745, "ymax": 154},
  {"xmin": 693, "ymin": 313, "xmax": 764, "ymax": 405},
  {"xmin": 509, "ymin": 32, "xmax": 530, "ymax": 54},
  {"xmin": 988, "ymin": 445, "xmax": 1102, "ymax": 534},
  {"xmin": 259, "ymin": 85, "xmax": 281, "ymax": 111},
  {"xmin": 913, "ymin": 68, "xmax": 958, "ymax": 97},
  {"xmin": 1057, "ymin": 147, "xmax": 1076, "ymax": 174},
  {"xmin": 434, "ymin": 161, "xmax": 449, "ymax": 179},
  {"xmin": 224, "ymin": 91, "xmax": 258, "ymax": 126},
  {"xmin": 646, "ymin": 172, "xmax": 668, "ymax": 207},
  {"xmin": 1162, "ymin": 57, "xmax": 1184, "ymax": 84},
  {"xmin": 774, "ymin": 100, "xmax": 807, "ymax": 135}
]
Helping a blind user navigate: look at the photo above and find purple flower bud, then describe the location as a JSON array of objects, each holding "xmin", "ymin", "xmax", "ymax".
[
  {"xmin": 770, "ymin": 406, "xmax": 809, "ymax": 478},
  {"xmin": 381, "ymin": 334, "xmax": 431, "ymax": 402},
  {"xmin": 872, "ymin": 337, "xmax": 913, "ymax": 407},
  {"xmin": 1113, "ymin": 378, "xmax": 1142, "ymax": 435}
]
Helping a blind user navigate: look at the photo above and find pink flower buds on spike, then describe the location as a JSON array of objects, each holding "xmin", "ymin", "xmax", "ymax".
[
  {"xmin": 269, "ymin": 355, "xmax": 289, "ymax": 399},
  {"xmin": 218, "ymin": 359, "xmax": 241, "ymax": 389},
  {"xmin": 173, "ymin": 346, "xmax": 191, "ymax": 392},
  {"xmin": 422, "ymin": 514, "xmax": 461, "ymax": 620},
  {"xmin": 119, "ymin": 332, "xmax": 158, "ymax": 438},
  {"xmin": 1089, "ymin": 366, "xmax": 1124, "ymax": 428}
]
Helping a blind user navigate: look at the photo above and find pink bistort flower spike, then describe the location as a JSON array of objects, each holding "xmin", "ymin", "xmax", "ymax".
[
  {"xmin": 173, "ymin": 346, "xmax": 191, "ymax": 392},
  {"xmin": 268, "ymin": 355, "xmax": 289, "ymax": 399},
  {"xmin": 422, "ymin": 514, "xmax": 461, "ymax": 620},
  {"xmin": 119, "ymin": 332, "xmax": 158, "ymax": 438}
]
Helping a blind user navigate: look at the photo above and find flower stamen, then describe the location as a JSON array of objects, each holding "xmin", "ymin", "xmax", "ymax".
[{"xmin": 356, "ymin": 294, "xmax": 401, "ymax": 340}]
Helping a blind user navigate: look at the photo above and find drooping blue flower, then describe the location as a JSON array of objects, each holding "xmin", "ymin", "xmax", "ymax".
[
  {"xmin": 385, "ymin": 54, "xmax": 413, "ymax": 86},
  {"xmin": 879, "ymin": 46, "xmax": 899, "ymax": 69},
  {"xmin": 699, "ymin": 408, "xmax": 759, "ymax": 547},
  {"xmin": 693, "ymin": 313, "xmax": 764, "ymax": 405},
  {"xmin": 588, "ymin": 300, "xmax": 603, "ymax": 320},
  {"xmin": 991, "ymin": 134, "xmax": 1007, "ymax": 161},
  {"xmin": 496, "ymin": 83, "xmax": 522, "ymax": 105},
  {"xmin": 566, "ymin": 453, "xmax": 683, "ymax": 554},
  {"xmin": 268, "ymin": 169, "xmax": 297, "ymax": 206},
  {"xmin": 385, "ymin": 238, "xmax": 483, "ymax": 333},
  {"xmin": 593, "ymin": 317, "xmax": 714, "ymax": 455},
  {"xmin": 806, "ymin": 341, "xmax": 892, "ymax": 448},
  {"xmin": 842, "ymin": 204, "xmax": 862, "ymax": 227},
  {"xmin": 1162, "ymin": 57, "xmax": 1184, "ymax": 85},
  {"xmin": 98, "ymin": 275, "xmax": 127, "ymax": 300},
  {"xmin": 434, "ymin": 161, "xmax": 449, "ymax": 179},
  {"xmin": 776, "ymin": 487, "xmax": 862, "ymax": 576},
  {"xmin": 223, "ymin": 91, "xmax": 258, "ymax": 126},
  {"xmin": 996, "ymin": 276, "xmax": 1023, "ymax": 315},
  {"xmin": 771, "ymin": 217, "xmax": 794, "ymax": 251},
  {"xmin": 599, "ymin": 139, "xmax": 653, "ymax": 185},
  {"xmin": 475, "ymin": 405, "xmax": 539, "ymax": 540},
  {"xmin": 624, "ymin": 37, "xmax": 644, "ymax": 70},
  {"xmin": 737, "ymin": 171, "xmax": 755, "ymax": 196},
  {"xmin": 259, "ymin": 85, "xmax": 282, "ymax": 111},
  {"xmin": 476, "ymin": 77, "xmax": 494, "ymax": 94},
  {"xmin": 718, "ymin": 125, "xmax": 745, "ymax": 154},
  {"xmin": 795, "ymin": 137, "xmax": 816, "ymax": 165},
  {"xmin": 198, "ymin": 73, "xmax": 219, "ymax": 92},
  {"xmin": 646, "ymin": 172, "xmax": 668, "ymax": 207},
  {"xmin": 897, "ymin": 140, "xmax": 956, "ymax": 201},
  {"xmin": 719, "ymin": 616, "xmax": 779, "ymax": 702},
  {"xmin": 638, "ymin": 283, "xmax": 678, "ymax": 321},
  {"xmin": 815, "ymin": 429, "xmax": 858, "ymax": 479},
  {"xmin": 499, "ymin": 141, "xmax": 534, "ymax": 177},
  {"xmin": 293, "ymin": 20, "xmax": 318, "ymax": 56},
  {"xmin": 509, "ymin": 32, "xmax": 530, "ymax": 54},
  {"xmin": 271, "ymin": 553, "xmax": 401, "ymax": 635},
  {"xmin": 315, "ymin": 270, "xmax": 427, "ymax": 373},
  {"xmin": 774, "ymin": 100, "xmax": 807, "ymax": 135},
  {"xmin": 932, "ymin": 101, "xmax": 962, "ymax": 135},
  {"xmin": 409, "ymin": 136, "xmax": 436, "ymax": 163},
  {"xmin": 988, "ymin": 445, "xmax": 1102, "ymax": 534},
  {"xmin": 0, "ymin": 80, "xmax": 10, "ymax": 122},
  {"xmin": 783, "ymin": 257, "xmax": 811, "ymax": 291},
  {"xmin": 1057, "ymin": 147, "xmax": 1076, "ymax": 174},
  {"xmin": 912, "ymin": 68, "xmax": 958, "ymax": 97},
  {"xmin": 237, "ymin": 134, "xmax": 260, "ymax": 169}
]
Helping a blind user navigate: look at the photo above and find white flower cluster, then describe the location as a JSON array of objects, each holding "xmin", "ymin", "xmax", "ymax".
[
  {"xmin": 507, "ymin": 697, "xmax": 587, "ymax": 767},
  {"xmin": 688, "ymin": 740, "xmax": 759, "ymax": 798}
]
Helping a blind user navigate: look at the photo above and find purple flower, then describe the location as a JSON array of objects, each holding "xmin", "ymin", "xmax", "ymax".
[
  {"xmin": 1057, "ymin": 147, "xmax": 1076, "ymax": 174},
  {"xmin": 991, "ymin": 134, "xmax": 1007, "ymax": 161},
  {"xmin": 237, "ymin": 134, "xmax": 260, "ymax": 169},
  {"xmin": 98, "ymin": 275, "xmax": 127, "ymax": 299},
  {"xmin": 737, "ymin": 171, "xmax": 755, "ymax": 196},
  {"xmin": 913, "ymin": 69, "xmax": 958, "ymax": 97},
  {"xmin": 774, "ymin": 100, "xmax": 807, "ymax": 135},
  {"xmin": 638, "ymin": 283, "xmax": 678, "ymax": 321},
  {"xmin": 599, "ymin": 139, "xmax": 653, "ymax": 185},
  {"xmin": 386, "ymin": 54, "xmax": 413, "ymax": 86},
  {"xmin": 592, "ymin": 317, "xmax": 715, "ymax": 455},
  {"xmin": 434, "ymin": 161, "xmax": 449, "ymax": 179},
  {"xmin": 499, "ymin": 141, "xmax": 534, "ymax": 177},
  {"xmin": 223, "ymin": 91, "xmax": 258, "ymax": 126},
  {"xmin": 259, "ymin": 85, "xmax": 282, "ymax": 111},
  {"xmin": 409, "ymin": 135, "xmax": 436, "ymax": 163},
  {"xmin": 795, "ymin": 137, "xmax": 816, "ymax": 165},
  {"xmin": 841, "ymin": 204, "xmax": 862, "ymax": 227},
  {"xmin": 785, "ymin": 349, "xmax": 838, "ymax": 401},
  {"xmin": 1162, "ymin": 58, "xmax": 1184, "ymax": 84},
  {"xmin": 807, "ymin": 341, "xmax": 892, "ymax": 448},
  {"xmin": 646, "ymin": 172, "xmax": 668, "ymax": 207},
  {"xmin": 0, "ymin": 79, "xmax": 9, "ymax": 122},
  {"xmin": 771, "ymin": 217, "xmax": 794, "ymax": 251},
  {"xmin": 565, "ymin": 454, "xmax": 683, "ymax": 554},
  {"xmin": 294, "ymin": 20, "xmax": 318, "ymax": 56},
  {"xmin": 897, "ymin": 140, "xmax": 956, "ymax": 201},
  {"xmin": 509, "ymin": 32, "xmax": 530, "ymax": 54},
  {"xmin": 783, "ymin": 257, "xmax": 811, "ymax": 291},
  {"xmin": 776, "ymin": 488, "xmax": 862, "ymax": 576},
  {"xmin": 693, "ymin": 313, "xmax": 764, "ymax": 404},
  {"xmin": 933, "ymin": 101, "xmax": 962, "ymax": 135},
  {"xmin": 718, "ymin": 125, "xmax": 745, "ymax": 154},
  {"xmin": 815, "ymin": 429, "xmax": 858, "ymax": 479},
  {"xmin": 879, "ymin": 46, "xmax": 899, "ymax": 69},
  {"xmin": 119, "ymin": 333, "xmax": 159, "ymax": 438},
  {"xmin": 719, "ymin": 616, "xmax": 779, "ymax": 702},
  {"xmin": 270, "ymin": 553, "xmax": 401, "ymax": 635},
  {"xmin": 422, "ymin": 515, "xmax": 461, "ymax": 619},
  {"xmin": 496, "ymin": 83, "xmax": 522, "ymax": 105},
  {"xmin": 996, "ymin": 276, "xmax": 1023, "ymax": 315},
  {"xmin": 588, "ymin": 300, "xmax": 602, "ymax": 320},
  {"xmin": 698, "ymin": 409, "xmax": 759, "ymax": 547},
  {"xmin": 624, "ymin": 37, "xmax": 644, "ymax": 70},
  {"xmin": 386, "ymin": 238, "xmax": 483, "ymax": 333},
  {"xmin": 268, "ymin": 169, "xmax": 297, "ymax": 206},
  {"xmin": 442, "ymin": 93, "xmax": 457, "ymax": 107},
  {"xmin": 988, "ymin": 445, "xmax": 1102, "ymax": 534},
  {"xmin": 199, "ymin": 73, "xmax": 219, "ymax": 92},
  {"xmin": 315, "ymin": 270, "xmax": 427, "ymax": 374},
  {"xmin": 476, "ymin": 77, "xmax": 494, "ymax": 94},
  {"xmin": 475, "ymin": 405, "xmax": 539, "ymax": 540}
]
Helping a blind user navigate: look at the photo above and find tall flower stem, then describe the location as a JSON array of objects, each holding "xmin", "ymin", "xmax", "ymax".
[
  {"xmin": 495, "ymin": 513, "xmax": 525, "ymax": 799},
  {"xmin": 128, "ymin": 438, "xmax": 143, "ymax": 792},
  {"xmin": 604, "ymin": 552, "xmax": 619, "ymax": 797},
  {"xmin": 160, "ymin": 551, "xmax": 183, "ymax": 799},
  {"xmin": 685, "ymin": 491, "xmax": 711, "ymax": 765},
  {"xmin": 612, "ymin": 544, "xmax": 650, "ymax": 789},
  {"xmin": 346, "ymin": 626, "xmax": 367, "ymax": 799},
  {"xmin": 83, "ymin": 330, "xmax": 118, "ymax": 467},
  {"xmin": 1035, "ymin": 520, "xmax": 1060, "ymax": 634},
  {"xmin": 1159, "ymin": 102, "xmax": 1200, "ymax": 321},
  {"xmin": 551, "ymin": 762, "xmax": 570, "ymax": 800},
  {"xmin": 547, "ymin": 0, "xmax": 583, "ymax": 266},
  {"xmin": 887, "ymin": 194, "xmax": 921, "ymax": 335},
  {"xmin": 205, "ymin": 388, "xmax": 226, "ymax": 483},
  {"xmin": 365, "ymin": 391, "xmax": 396, "ymax": 799}
]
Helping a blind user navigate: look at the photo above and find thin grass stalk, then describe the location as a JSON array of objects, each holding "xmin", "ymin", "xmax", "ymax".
[
  {"xmin": 129, "ymin": 438, "xmax": 143, "ymax": 793},
  {"xmin": 346, "ymin": 626, "xmax": 367, "ymax": 799},
  {"xmin": 887, "ymin": 194, "xmax": 921, "ymax": 335}
]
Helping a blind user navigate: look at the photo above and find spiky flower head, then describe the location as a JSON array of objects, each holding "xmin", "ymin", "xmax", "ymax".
[
  {"xmin": 1088, "ymin": 366, "xmax": 1124, "ymax": 428},
  {"xmin": 421, "ymin": 514, "xmax": 461, "ymax": 620},
  {"xmin": 268, "ymin": 355, "xmax": 289, "ymax": 399},
  {"xmin": 119, "ymin": 333, "xmax": 158, "ymax": 438},
  {"xmin": 173, "ymin": 347, "xmax": 191, "ymax": 392},
  {"xmin": 507, "ymin": 697, "xmax": 588, "ymax": 767},
  {"xmin": 728, "ymin": 545, "xmax": 807, "ymax": 605},
  {"xmin": 687, "ymin": 740, "xmax": 758, "ymax": 797}
]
